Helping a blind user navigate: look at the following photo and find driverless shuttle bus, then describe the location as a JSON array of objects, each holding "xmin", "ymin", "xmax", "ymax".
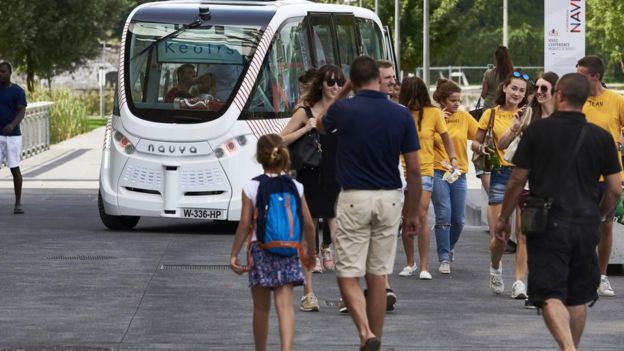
[{"xmin": 98, "ymin": 0, "xmax": 394, "ymax": 230}]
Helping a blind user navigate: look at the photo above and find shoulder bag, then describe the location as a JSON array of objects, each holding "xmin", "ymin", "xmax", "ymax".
[
  {"xmin": 472, "ymin": 108, "xmax": 495, "ymax": 172},
  {"xmin": 288, "ymin": 106, "xmax": 322, "ymax": 170},
  {"xmin": 521, "ymin": 124, "xmax": 588, "ymax": 236},
  {"xmin": 503, "ymin": 107, "xmax": 533, "ymax": 163}
]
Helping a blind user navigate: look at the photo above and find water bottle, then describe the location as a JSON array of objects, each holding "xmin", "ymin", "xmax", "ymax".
[
  {"xmin": 615, "ymin": 191, "xmax": 624, "ymax": 224},
  {"xmin": 441, "ymin": 160, "xmax": 462, "ymax": 184},
  {"xmin": 489, "ymin": 142, "xmax": 501, "ymax": 169}
]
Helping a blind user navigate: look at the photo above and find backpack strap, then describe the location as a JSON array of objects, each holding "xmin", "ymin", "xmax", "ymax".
[{"xmin": 243, "ymin": 174, "xmax": 269, "ymax": 272}]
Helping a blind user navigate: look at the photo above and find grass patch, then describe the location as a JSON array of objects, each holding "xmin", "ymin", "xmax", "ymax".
[{"xmin": 86, "ymin": 117, "xmax": 108, "ymax": 132}]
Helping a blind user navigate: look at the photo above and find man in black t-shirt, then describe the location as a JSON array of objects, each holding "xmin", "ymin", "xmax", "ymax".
[{"xmin": 494, "ymin": 73, "xmax": 621, "ymax": 351}]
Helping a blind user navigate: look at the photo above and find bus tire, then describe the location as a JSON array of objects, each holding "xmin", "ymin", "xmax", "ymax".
[{"xmin": 98, "ymin": 190, "xmax": 140, "ymax": 230}]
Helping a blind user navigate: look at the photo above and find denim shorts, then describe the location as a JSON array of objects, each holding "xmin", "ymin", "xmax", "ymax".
[
  {"xmin": 488, "ymin": 167, "xmax": 513, "ymax": 205},
  {"xmin": 422, "ymin": 175, "xmax": 434, "ymax": 192}
]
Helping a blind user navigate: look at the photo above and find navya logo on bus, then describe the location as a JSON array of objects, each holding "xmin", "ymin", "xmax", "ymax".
[
  {"xmin": 158, "ymin": 41, "xmax": 243, "ymax": 64},
  {"xmin": 147, "ymin": 143, "xmax": 199, "ymax": 155}
]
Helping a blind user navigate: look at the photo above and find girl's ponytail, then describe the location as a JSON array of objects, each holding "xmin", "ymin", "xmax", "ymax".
[{"xmin": 257, "ymin": 134, "xmax": 290, "ymax": 171}]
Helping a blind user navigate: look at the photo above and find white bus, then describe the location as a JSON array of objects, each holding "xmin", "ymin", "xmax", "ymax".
[{"xmin": 98, "ymin": 0, "xmax": 396, "ymax": 230}]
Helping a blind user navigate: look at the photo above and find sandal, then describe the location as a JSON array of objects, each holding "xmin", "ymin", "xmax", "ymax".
[{"xmin": 360, "ymin": 337, "xmax": 380, "ymax": 351}]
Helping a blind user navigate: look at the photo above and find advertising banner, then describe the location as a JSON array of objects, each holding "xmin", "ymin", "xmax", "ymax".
[{"xmin": 544, "ymin": 0, "xmax": 585, "ymax": 76}]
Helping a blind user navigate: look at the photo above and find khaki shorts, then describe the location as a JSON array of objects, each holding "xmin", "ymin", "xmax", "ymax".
[
  {"xmin": 0, "ymin": 135, "xmax": 22, "ymax": 168},
  {"xmin": 334, "ymin": 189, "xmax": 402, "ymax": 278}
]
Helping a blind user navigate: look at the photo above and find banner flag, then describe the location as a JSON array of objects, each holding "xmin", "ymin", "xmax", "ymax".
[{"xmin": 544, "ymin": 0, "xmax": 585, "ymax": 76}]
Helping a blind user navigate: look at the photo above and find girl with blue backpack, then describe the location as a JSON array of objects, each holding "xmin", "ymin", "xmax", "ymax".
[{"xmin": 230, "ymin": 133, "xmax": 315, "ymax": 351}]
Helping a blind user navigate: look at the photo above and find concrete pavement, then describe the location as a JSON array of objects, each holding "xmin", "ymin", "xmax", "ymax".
[
  {"xmin": 0, "ymin": 127, "xmax": 104, "ymax": 189},
  {"xmin": 0, "ymin": 128, "xmax": 622, "ymax": 350}
]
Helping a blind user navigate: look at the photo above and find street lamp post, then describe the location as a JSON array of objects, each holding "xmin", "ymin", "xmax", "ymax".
[
  {"xmin": 99, "ymin": 41, "xmax": 106, "ymax": 118},
  {"xmin": 503, "ymin": 0, "xmax": 508, "ymax": 46},
  {"xmin": 423, "ymin": 0, "xmax": 430, "ymax": 87},
  {"xmin": 395, "ymin": 0, "xmax": 400, "ymax": 78}
]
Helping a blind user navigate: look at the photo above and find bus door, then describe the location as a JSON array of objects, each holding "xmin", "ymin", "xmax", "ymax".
[
  {"xmin": 307, "ymin": 12, "xmax": 359, "ymax": 77},
  {"xmin": 383, "ymin": 26, "xmax": 399, "ymax": 79}
]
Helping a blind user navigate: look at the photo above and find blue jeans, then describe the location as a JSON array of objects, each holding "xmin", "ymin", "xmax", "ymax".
[{"xmin": 432, "ymin": 170, "xmax": 467, "ymax": 262}]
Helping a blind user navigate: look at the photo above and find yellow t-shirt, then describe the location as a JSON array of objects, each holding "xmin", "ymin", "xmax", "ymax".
[
  {"xmin": 582, "ymin": 89, "xmax": 624, "ymax": 180},
  {"xmin": 411, "ymin": 107, "xmax": 448, "ymax": 177},
  {"xmin": 583, "ymin": 89, "xmax": 624, "ymax": 143},
  {"xmin": 477, "ymin": 106, "xmax": 517, "ymax": 167},
  {"xmin": 434, "ymin": 110, "xmax": 479, "ymax": 173}
]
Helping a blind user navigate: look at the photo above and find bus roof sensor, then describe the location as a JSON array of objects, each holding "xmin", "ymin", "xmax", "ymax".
[{"xmin": 199, "ymin": 6, "xmax": 211, "ymax": 21}]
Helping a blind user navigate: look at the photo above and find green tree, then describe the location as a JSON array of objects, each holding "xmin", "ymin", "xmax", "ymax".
[
  {"xmin": 0, "ymin": 0, "xmax": 123, "ymax": 92},
  {"xmin": 316, "ymin": 0, "xmax": 544, "ymax": 75},
  {"xmin": 587, "ymin": 0, "xmax": 624, "ymax": 80},
  {"xmin": 109, "ymin": 0, "xmax": 154, "ymax": 42}
]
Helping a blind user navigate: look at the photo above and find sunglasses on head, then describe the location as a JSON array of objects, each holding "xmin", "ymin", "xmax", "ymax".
[
  {"xmin": 535, "ymin": 84, "xmax": 550, "ymax": 94},
  {"xmin": 325, "ymin": 77, "xmax": 345, "ymax": 87},
  {"xmin": 512, "ymin": 71, "xmax": 530, "ymax": 81}
]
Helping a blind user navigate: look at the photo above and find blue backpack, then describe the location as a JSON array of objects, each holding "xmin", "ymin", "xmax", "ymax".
[{"xmin": 253, "ymin": 174, "xmax": 303, "ymax": 256}]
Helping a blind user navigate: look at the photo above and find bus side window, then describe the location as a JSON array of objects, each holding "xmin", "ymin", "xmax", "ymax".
[
  {"xmin": 334, "ymin": 15, "xmax": 358, "ymax": 77},
  {"xmin": 242, "ymin": 17, "xmax": 312, "ymax": 119},
  {"xmin": 356, "ymin": 18, "xmax": 383, "ymax": 61},
  {"xmin": 309, "ymin": 15, "xmax": 337, "ymax": 66}
]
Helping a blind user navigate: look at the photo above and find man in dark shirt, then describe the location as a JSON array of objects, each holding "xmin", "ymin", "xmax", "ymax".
[
  {"xmin": 0, "ymin": 61, "xmax": 27, "ymax": 214},
  {"xmin": 494, "ymin": 73, "xmax": 621, "ymax": 351},
  {"xmin": 318, "ymin": 56, "xmax": 421, "ymax": 351}
]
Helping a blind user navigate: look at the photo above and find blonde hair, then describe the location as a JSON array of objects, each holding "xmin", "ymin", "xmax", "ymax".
[{"xmin": 256, "ymin": 134, "xmax": 290, "ymax": 171}]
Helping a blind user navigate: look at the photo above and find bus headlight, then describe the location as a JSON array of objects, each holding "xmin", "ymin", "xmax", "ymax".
[
  {"xmin": 214, "ymin": 135, "xmax": 248, "ymax": 159},
  {"xmin": 114, "ymin": 130, "xmax": 135, "ymax": 154}
]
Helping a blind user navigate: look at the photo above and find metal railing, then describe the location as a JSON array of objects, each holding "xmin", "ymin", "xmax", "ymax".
[{"xmin": 21, "ymin": 102, "xmax": 53, "ymax": 159}]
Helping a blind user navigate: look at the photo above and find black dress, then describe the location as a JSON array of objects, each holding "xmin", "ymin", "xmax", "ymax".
[{"xmin": 295, "ymin": 126, "xmax": 340, "ymax": 219}]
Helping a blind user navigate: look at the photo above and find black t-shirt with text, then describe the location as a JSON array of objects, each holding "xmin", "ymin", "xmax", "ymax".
[{"xmin": 513, "ymin": 111, "xmax": 621, "ymax": 222}]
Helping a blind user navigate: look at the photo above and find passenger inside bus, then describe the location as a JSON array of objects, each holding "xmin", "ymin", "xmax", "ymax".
[
  {"xmin": 198, "ymin": 63, "xmax": 242, "ymax": 101},
  {"xmin": 192, "ymin": 73, "xmax": 218, "ymax": 100},
  {"xmin": 176, "ymin": 71, "xmax": 226, "ymax": 111},
  {"xmin": 164, "ymin": 64, "xmax": 196, "ymax": 103}
]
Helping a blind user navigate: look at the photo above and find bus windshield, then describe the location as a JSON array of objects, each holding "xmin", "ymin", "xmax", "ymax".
[{"xmin": 126, "ymin": 22, "xmax": 263, "ymax": 123}]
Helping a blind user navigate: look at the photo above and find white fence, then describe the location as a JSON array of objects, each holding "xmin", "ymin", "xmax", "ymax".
[{"xmin": 21, "ymin": 102, "xmax": 53, "ymax": 159}]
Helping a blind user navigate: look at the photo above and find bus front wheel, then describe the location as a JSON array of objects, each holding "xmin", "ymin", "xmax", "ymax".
[{"xmin": 98, "ymin": 190, "xmax": 140, "ymax": 230}]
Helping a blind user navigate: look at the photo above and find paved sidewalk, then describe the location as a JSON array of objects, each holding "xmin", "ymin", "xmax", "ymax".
[
  {"xmin": 0, "ymin": 127, "xmax": 104, "ymax": 189},
  {"xmin": 0, "ymin": 130, "xmax": 622, "ymax": 350}
]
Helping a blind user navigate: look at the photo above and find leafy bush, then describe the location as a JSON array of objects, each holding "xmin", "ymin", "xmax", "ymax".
[
  {"xmin": 28, "ymin": 88, "xmax": 89, "ymax": 144},
  {"xmin": 80, "ymin": 88, "xmax": 115, "ymax": 116}
]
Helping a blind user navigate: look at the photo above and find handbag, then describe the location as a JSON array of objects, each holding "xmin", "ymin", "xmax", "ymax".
[
  {"xmin": 288, "ymin": 106, "xmax": 322, "ymax": 170},
  {"xmin": 504, "ymin": 107, "xmax": 533, "ymax": 163},
  {"xmin": 521, "ymin": 124, "xmax": 588, "ymax": 236},
  {"xmin": 469, "ymin": 97, "xmax": 484, "ymax": 121},
  {"xmin": 472, "ymin": 108, "xmax": 495, "ymax": 172}
]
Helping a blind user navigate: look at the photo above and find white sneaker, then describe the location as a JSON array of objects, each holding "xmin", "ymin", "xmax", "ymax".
[
  {"xmin": 398, "ymin": 264, "xmax": 418, "ymax": 277},
  {"xmin": 438, "ymin": 261, "xmax": 451, "ymax": 274},
  {"xmin": 450, "ymin": 249, "xmax": 455, "ymax": 262},
  {"xmin": 511, "ymin": 280, "xmax": 528, "ymax": 299},
  {"xmin": 598, "ymin": 275, "xmax": 615, "ymax": 297},
  {"xmin": 490, "ymin": 268, "xmax": 504, "ymax": 295},
  {"xmin": 419, "ymin": 271, "xmax": 433, "ymax": 280},
  {"xmin": 312, "ymin": 256, "xmax": 323, "ymax": 273}
]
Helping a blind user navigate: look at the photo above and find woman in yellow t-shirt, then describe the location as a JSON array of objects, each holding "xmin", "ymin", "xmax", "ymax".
[
  {"xmin": 398, "ymin": 77, "xmax": 458, "ymax": 280},
  {"xmin": 431, "ymin": 79, "xmax": 478, "ymax": 274},
  {"xmin": 472, "ymin": 71, "xmax": 529, "ymax": 295}
]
